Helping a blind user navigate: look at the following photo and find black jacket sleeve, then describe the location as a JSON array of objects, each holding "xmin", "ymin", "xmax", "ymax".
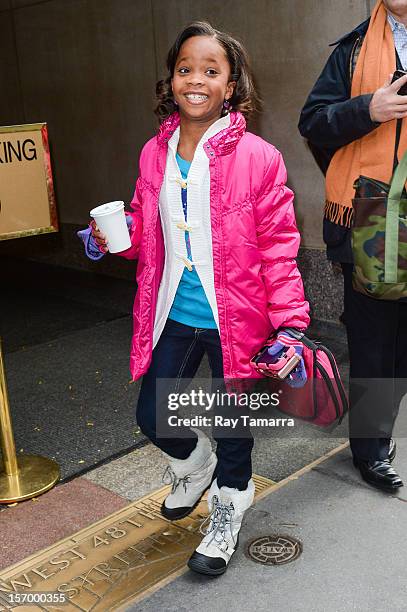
[{"xmin": 298, "ymin": 40, "xmax": 379, "ymax": 152}]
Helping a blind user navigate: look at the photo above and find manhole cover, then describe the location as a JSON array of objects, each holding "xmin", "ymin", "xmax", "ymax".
[{"xmin": 246, "ymin": 534, "xmax": 302, "ymax": 565}]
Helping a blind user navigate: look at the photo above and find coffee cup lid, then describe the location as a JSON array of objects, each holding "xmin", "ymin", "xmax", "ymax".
[{"xmin": 90, "ymin": 201, "xmax": 124, "ymax": 217}]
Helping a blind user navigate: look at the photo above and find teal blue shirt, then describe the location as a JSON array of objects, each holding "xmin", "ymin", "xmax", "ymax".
[{"xmin": 168, "ymin": 154, "xmax": 217, "ymax": 329}]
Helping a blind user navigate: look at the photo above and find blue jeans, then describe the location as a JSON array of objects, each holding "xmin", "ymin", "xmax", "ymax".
[{"xmin": 136, "ymin": 318, "xmax": 253, "ymax": 490}]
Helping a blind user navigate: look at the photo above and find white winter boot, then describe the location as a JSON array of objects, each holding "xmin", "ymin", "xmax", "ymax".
[
  {"xmin": 161, "ymin": 429, "xmax": 217, "ymax": 521},
  {"xmin": 187, "ymin": 477, "xmax": 255, "ymax": 575}
]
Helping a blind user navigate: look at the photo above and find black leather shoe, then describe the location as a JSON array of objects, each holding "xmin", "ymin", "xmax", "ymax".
[
  {"xmin": 389, "ymin": 438, "xmax": 396, "ymax": 463},
  {"xmin": 353, "ymin": 458, "xmax": 403, "ymax": 491}
]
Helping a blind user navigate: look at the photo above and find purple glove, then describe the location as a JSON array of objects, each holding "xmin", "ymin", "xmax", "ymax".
[
  {"xmin": 77, "ymin": 226, "xmax": 105, "ymax": 261},
  {"xmin": 77, "ymin": 215, "xmax": 133, "ymax": 261},
  {"xmin": 267, "ymin": 330, "xmax": 307, "ymax": 388}
]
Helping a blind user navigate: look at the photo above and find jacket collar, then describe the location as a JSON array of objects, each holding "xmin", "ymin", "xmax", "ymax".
[{"xmin": 157, "ymin": 111, "xmax": 246, "ymax": 156}]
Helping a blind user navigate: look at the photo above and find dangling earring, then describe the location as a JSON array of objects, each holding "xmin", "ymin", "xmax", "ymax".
[
  {"xmin": 173, "ymin": 99, "xmax": 178, "ymax": 107},
  {"xmin": 223, "ymin": 99, "xmax": 231, "ymax": 114}
]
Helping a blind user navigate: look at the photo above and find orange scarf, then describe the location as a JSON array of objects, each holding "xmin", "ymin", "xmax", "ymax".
[{"xmin": 325, "ymin": 0, "xmax": 407, "ymax": 227}]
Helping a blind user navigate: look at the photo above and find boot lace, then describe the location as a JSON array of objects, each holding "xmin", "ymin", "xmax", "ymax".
[
  {"xmin": 162, "ymin": 466, "xmax": 191, "ymax": 494},
  {"xmin": 199, "ymin": 495, "xmax": 235, "ymax": 548}
]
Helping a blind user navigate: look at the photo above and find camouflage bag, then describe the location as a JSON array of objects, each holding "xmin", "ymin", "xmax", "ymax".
[{"xmin": 352, "ymin": 151, "xmax": 407, "ymax": 300}]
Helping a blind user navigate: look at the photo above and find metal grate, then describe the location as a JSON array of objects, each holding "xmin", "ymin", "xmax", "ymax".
[{"xmin": 246, "ymin": 534, "xmax": 302, "ymax": 565}]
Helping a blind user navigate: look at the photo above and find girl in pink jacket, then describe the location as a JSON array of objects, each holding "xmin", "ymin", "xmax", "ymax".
[{"xmin": 91, "ymin": 21, "xmax": 309, "ymax": 576}]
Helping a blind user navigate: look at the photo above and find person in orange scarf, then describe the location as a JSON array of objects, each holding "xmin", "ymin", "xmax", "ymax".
[{"xmin": 299, "ymin": 0, "xmax": 407, "ymax": 492}]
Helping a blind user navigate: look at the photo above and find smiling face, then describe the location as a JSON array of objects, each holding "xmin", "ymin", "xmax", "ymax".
[{"xmin": 171, "ymin": 35, "xmax": 235, "ymax": 126}]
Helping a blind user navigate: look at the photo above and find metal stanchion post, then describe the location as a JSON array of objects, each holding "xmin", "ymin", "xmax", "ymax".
[{"xmin": 0, "ymin": 339, "xmax": 60, "ymax": 503}]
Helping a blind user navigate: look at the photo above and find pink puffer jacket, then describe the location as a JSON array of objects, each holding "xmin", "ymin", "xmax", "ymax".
[{"xmin": 118, "ymin": 111, "xmax": 310, "ymax": 381}]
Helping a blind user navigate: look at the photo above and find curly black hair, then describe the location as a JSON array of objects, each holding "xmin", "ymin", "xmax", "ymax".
[{"xmin": 155, "ymin": 21, "xmax": 261, "ymax": 122}]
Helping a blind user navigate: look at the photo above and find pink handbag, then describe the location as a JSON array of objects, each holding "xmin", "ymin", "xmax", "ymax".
[{"xmin": 269, "ymin": 328, "xmax": 348, "ymax": 428}]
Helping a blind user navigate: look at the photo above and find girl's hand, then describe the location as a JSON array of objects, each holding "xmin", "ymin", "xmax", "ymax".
[{"xmin": 90, "ymin": 220, "xmax": 108, "ymax": 253}]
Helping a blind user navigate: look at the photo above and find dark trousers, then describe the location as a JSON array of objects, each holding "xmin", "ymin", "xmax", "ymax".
[
  {"xmin": 342, "ymin": 263, "xmax": 407, "ymax": 461},
  {"xmin": 136, "ymin": 318, "xmax": 253, "ymax": 490}
]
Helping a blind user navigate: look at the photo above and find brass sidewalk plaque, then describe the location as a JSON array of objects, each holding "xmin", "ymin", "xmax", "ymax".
[{"xmin": 0, "ymin": 475, "xmax": 275, "ymax": 611}]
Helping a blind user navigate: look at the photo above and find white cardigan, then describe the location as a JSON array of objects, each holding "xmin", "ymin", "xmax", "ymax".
[{"xmin": 152, "ymin": 114, "xmax": 231, "ymax": 348}]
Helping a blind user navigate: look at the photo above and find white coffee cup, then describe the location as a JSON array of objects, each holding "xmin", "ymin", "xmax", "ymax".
[{"xmin": 90, "ymin": 201, "xmax": 131, "ymax": 253}]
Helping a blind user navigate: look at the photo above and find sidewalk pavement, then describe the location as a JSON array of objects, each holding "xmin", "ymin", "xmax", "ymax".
[
  {"xmin": 1, "ymin": 258, "xmax": 405, "ymax": 610},
  {"xmin": 125, "ymin": 438, "xmax": 407, "ymax": 612}
]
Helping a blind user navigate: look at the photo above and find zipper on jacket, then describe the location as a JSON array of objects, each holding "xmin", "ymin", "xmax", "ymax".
[
  {"xmin": 349, "ymin": 35, "xmax": 363, "ymax": 84},
  {"xmin": 210, "ymin": 155, "xmax": 233, "ymax": 377},
  {"xmin": 134, "ymin": 161, "xmax": 167, "ymax": 372}
]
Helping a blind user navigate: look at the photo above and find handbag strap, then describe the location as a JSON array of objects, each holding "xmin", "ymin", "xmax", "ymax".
[
  {"xmin": 282, "ymin": 327, "xmax": 319, "ymax": 351},
  {"xmin": 393, "ymin": 119, "xmax": 402, "ymax": 171},
  {"xmin": 393, "ymin": 51, "xmax": 403, "ymax": 170},
  {"xmin": 385, "ymin": 52, "xmax": 405, "ymax": 282},
  {"xmin": 385, "ymin": 148, "xmax": 407, "ymax": 282}
]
